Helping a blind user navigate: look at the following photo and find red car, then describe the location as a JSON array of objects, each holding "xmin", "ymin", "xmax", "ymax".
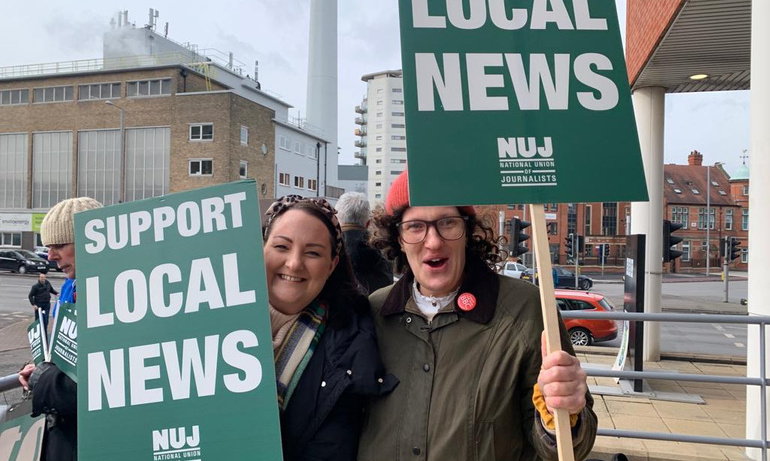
[{"xmin": 555, "ymin": 289, "xmax": 618, "ymax": 346}]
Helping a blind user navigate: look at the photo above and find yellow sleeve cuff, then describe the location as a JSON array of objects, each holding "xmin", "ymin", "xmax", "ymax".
[{"xmin": 532, "ymin": 383, "xmax": 579, "ymax": 430}]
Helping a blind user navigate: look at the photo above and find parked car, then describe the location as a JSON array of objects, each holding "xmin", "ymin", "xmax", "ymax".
[
  {"xmin": 502, "ymin": 261, "xmax": 528, "ymax": 279},
  {"xmin": 34, "ymin": 246, "xmax": 60, "ymax": 272},
  {"xmin": 0, "ymin": 249, "xmax": 49, "ymax": 274},
  {"xmin": 520, "ymin": 266, "xmax": 593, "ymax": 290},
  {"xmin": 555, "ymin": 289, "xmax": 618, "ymax": 346}
]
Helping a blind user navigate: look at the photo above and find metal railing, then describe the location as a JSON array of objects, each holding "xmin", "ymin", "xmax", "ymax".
[{"xmin": 560, "ymin": 310, "xmax": 768, "ymax": 460}]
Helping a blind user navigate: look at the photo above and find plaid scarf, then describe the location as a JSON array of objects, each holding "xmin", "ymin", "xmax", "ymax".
[{"xmin": 274, "ymin": 301, "xmax": 327, "ymax": 411}]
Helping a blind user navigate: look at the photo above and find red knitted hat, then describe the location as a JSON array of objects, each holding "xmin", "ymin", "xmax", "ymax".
[{"xmin": 385, "ymin": 170, "xmax": 476, "ymax": 216}]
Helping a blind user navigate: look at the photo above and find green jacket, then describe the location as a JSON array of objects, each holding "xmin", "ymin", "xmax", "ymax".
[{"xmin": 358, "ymin": 257, "xmax": 597, "ymax": 461}]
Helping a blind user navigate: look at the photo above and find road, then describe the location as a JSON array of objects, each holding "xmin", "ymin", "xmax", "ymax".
[{"xmin": 590, "ymin": 280, "xmax": 749, "ymax": 357}]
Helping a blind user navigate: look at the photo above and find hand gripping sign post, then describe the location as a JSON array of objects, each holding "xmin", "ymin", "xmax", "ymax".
[
  {"xmin": 74, "ymin": 181, "xmax": 282, "ymax": 461},
  {"xmin": 397, "ymin": 1, "xmax": 649, "ymax": 459}
]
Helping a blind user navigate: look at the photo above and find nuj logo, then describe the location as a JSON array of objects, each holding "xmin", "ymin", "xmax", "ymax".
[
  {"xmin": 497, "ymin": 137, "xmax": 553, "ymax": 158},
  {"xmin": 152, "ymin": 425, "xmax": 201, "ymax": 460},
  {"xmin": 28, "ymin": 325, "xmax": 41, "ymax": 343}
]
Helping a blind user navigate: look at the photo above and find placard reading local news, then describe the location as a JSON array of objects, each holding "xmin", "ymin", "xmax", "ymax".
[
  {"xmin": 75, "ymin": 181, "xmax": 282, "ymax": 461},
  {"xmin": 0, "ymin": 414, "xmax": 45, "ymax": 461},
  {"xmin": 398, "ymin": 0, "xmax": 648, "ymax": 205}
]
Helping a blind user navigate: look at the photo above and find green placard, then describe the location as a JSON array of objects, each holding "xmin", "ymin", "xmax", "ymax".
[
  {"xmin": 49, "ymin": 304, "xmax": 77, "ymax": 383},
  {"xmin": 26, "ymin": 322, "xmax": 44, "ymax": 366},
  {"xmin": 398, "ymin": 0, "xmax": 648, "ymax": 205},
  {"xmin": 0, "ymin": 414, "xmax": 45, "ymax": 461},
  {"xmin": 75, "ymin": 180, "xmax": 283, "ymax": 461}
]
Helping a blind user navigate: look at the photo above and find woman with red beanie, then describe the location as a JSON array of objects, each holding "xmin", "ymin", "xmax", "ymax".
[{"xmin": 358, "ymin": 171, "xmax": 597, "ymax": 461}]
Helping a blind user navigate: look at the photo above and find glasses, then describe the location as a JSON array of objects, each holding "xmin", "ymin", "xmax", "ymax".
[{"xmin": 396, "ymin": 216, "xmax": 468, "ymax": 244}]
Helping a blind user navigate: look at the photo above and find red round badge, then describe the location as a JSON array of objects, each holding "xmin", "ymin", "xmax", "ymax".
[{"xmin": 457, "ymin": 293, "xmax": 476, "ymax": 311}]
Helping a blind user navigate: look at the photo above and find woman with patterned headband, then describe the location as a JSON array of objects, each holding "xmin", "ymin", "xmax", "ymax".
[{"xmin": 262, "ymin": 195, "xmax": 396, "ymax": 461}]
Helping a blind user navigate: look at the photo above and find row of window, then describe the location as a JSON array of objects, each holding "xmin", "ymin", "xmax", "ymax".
[
  {"xmin": 374, "ymin": 99, "xmax": 404, "ymax": 106},
  {"xmin": 277, "ymin": 172, "xmax": 318, "ymax": 192},
  {"xmin": 671, "ymin": 207, "xmax": 748, "ymax": 231},
  {"xmin": 0, "ymin": 79, "xmax": 172, "ymax": 107},
  {"xmin": 375, "ymin": 88, "xmax": 403, "ymax": 94},
  {"xmin": 278, "ymin": 135, "xmax": 318, "ymax": 158},
  {"xmin": 373, "ymin": 111, "xmax": 405, "ymax": 118},
  {"xmin": 678, "ymin": 241, "xmax": 749, "ymax": 263},
  {"xmin": 188, "ymin": 159, "xmax": 248, "ymax": 179}
]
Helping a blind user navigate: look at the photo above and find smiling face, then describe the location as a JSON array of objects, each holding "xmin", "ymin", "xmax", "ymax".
[
  {"xmin": 400, "ymin": 206, "xmax": 467, "ymax": 297},
  {"xmin": 264, "ymin": 209, "xmax": 339, "ymax": 315}
]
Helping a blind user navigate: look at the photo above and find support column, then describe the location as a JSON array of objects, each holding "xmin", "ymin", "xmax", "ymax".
[
  {"xmin": 746, "ymin": 0, "xmax": 770, "ymax": 458},
  {"xmin": 630, "ymin": 87, "xmax": 665, "ymax": 362}
]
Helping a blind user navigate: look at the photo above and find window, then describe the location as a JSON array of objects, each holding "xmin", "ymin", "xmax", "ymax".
[
  {"xmin": 376, "ymin": 112, "xmax": 383, "ymax": 117},
  {"xmin": 375, "ymin": 194, "xmax": 382, "ymax": 199},
  {"xmin": 682, "ymin": 241, "xmax": 691, "ymax": 262},
  {"xmin": 78, "ymin": 130, "xmax": 121, "ymax": 205},
  {"xmin": 375, "ymin": 182, "xmax": 381, "ymax": 187},
  {"xmin": 697, "ymin": 208, "xmax": 715, "ymax": 230},
  {"xmin": 294, "ymin": 176, "xmax": 304, "ymax": 189},
  {"xmin": 375, "ymin": 171, "xmax": 382, "ymax": 175},
  {"xmin": 392, "ymin": 123, "xmax": 405, "ymax": 128},
  {"xmin": 33, "ymin": 85, "xmax": 74, "ymax": 103},
  {"xmin": 392, "ymin": 100, "xmax": 404, "ymax": 105},
  {"xmin": 0, "ymin": 233, "xmax": 22, "ymax": 247},
  {"xmin": 0, "ymin": 133, "xmax": 28, "ymax": 208},
  {"xmin": 391, "ymin": 135, "xmax": 406, "ymax": 140},
  {"xmin": 376, "ymin": 88, "xmax": 383, "ymax": 94},
  {"xmin": 278, "ymin": 172, "xmax": 290, "ymax": 186},
  {"xmin": 601, "ymin": 202, "xmax": 617, "ymax": 236},
  {"xmin": 392, "ymin": 88, "xmax": 402, "ymax": 93},
  {"xmin": 725, "ymin": 209, "xmax": 733, "ymax": 230},
  {"xmin": 376, "ymin": 135, "xmax": 383, "ymax": 141},
  {"xmin": 550, "ymin": 203, "xmax": 557, "ymax": 211},
  {"xmin": 239, "ymin": 161, "xmax": 248, "ymax": 178},
  {"xmin": 742, "ymin": 209, "xmax": 749, "ymax": 231},
  {"xmin": 392, "ymin": 111, "xmax": 404, "ymax": 117},
  {"xmin": 743, "ymin": 185, "xmax": 749, "ymax": 195},
  {"xmin": 692, "ymin": 188, "xmax": 700, "ymax": 195},
  {"xmin": 78, "ymin": 82, "xmax": 121, "ymax": 100},
  {"xmin": 189, "ymin": 159, "xmax": 213, "ymax": 176},
  {"xmin": 375, "ymin": 159, "xmax": 382, "ymax": 164},
  {"xmin": 673, "ymin": 188, "xmax": 682, "ymax": 194},
  {"xmin": 549, "ymin": 222, "xmax": 558, "ymax": 235},
  {"xmin": 391, "ymin": 147, "xmax": 406, "ymax": 152},
  {"xmin": 307, "ymin": 179, "xmax": 317, "ymax": 191},
  {"xmin": 567, "ymin": 203, "xmax": 577, "ymax": 235},
  {"xmin": 125, "ymin": 127, "xmax": 170, "ymax": 201},
  {"xmin": 666, "ymin": 177, "xmax": 674, "ymax": 184},
  {"xmin": 0, "ymin": 89, "xmax": 29, "ymax": 106},
  {"xmin": 279, "ymin": 135, "xmax": 291, "ymax": 150},
  {"xmin": 376, "ymin": 100, "xmax": 383, "ymax": 106},
  {"xmin": 718, "ymin": 190, "xmax": 727, "ymax": 196},
  {"xmin": 294, "ymin": 141, "xmax": 302, "ymax": 155},
  {"xmin": 33, "ymin": 132, "xmax": 72, "ymax": 208},
  {"xmin": 376, "ymin": 123, "xmax": 383, "ymax": 129},
  {"xmin": 375, "ymin": 147, "xmax": 382, "ymax": 152},
  {"xmin": 240, "ymin": 126, "xmax": 249, "ymax": 145},
  {"xmin": 391, "ymin": 159, "xmax": 407, "ymax": 164},
  {"xmin": 671, "ymin": 207, "xmax": 689, "ymax": 229},
  {"xmin": 126, "ymin": 78, "xmax": 171, "ymax": 97},
  {"xmin": 189, "ymin": 124, "xmax": 213, "ymax": 141},
  {"xmin": 390, "ymin": 170, "xmax": 402, "ymax": 175},
  {"xmin": 584, "ymin": 205, "xmax": 592, "ymax": 235}
]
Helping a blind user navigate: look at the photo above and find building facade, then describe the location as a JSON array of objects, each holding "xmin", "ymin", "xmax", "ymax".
[{"xmin": 354, "ymin": 70, "xmax": 407, "ymax": 206}]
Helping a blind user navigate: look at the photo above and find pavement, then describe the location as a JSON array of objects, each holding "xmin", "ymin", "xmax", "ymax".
[{"xmin": 0, "ymin": 270, "xmax": 755, "ymax": 460}]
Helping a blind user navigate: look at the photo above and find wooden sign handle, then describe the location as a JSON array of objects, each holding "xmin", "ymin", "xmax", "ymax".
[{"xmin": 529, "ymin": 204, "xmax": 575, "ymax": 461}]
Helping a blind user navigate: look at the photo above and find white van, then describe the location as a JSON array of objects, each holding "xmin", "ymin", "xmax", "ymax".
[{"xmin": 502, "ymin": 261, "xmax": 528, "ymax": 279}]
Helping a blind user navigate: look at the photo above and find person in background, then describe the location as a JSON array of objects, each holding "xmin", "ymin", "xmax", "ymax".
[
  {"xmin": 358, "ymin": 171, "xmax": 597, "ymax": 461},
  {"xmin": 18, "ymin": 197, "xmax": 103, "ymax": 461},
  {"xmin": 28, "ymin": 273, "xmax": 58, "ymax": 339},
  {"xmin": 262, "ymin": 195, "xmax": 396, "ymax": 461},
  {"xmin": 335, "ymin": 191, "xmax": 393, "ymax": 294}
]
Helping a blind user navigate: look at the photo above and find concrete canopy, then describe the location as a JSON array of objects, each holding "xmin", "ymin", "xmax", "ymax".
[{"xmin": 627, "ymin": 0, "xmax": 751, "ymax": 93}]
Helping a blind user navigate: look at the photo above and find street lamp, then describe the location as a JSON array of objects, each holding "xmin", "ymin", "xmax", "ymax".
[
  {"xmin": 705, "ymin": 161, "xmax": 723, "ymax": 276},
  {"xmin": 105, "ymin": 100, "xmax": 126, "ymax": 203}
]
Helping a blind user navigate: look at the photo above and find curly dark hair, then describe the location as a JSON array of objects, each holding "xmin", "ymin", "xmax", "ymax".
[
  {"xmin": 369, "ymin": 205, "xmax": 508, "ymax": 274},
  {"xmin": 263, "ymin": 201, "xmax": 366, "ymax": 328}
]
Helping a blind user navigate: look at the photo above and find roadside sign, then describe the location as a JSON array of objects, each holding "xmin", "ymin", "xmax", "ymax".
[
  {"xmin": 398, "ymin": 0, "xmax": 648, "ymax": 205},
  {"xmin": 75, "ymin": 180, "xmax": 282, "ymax": 461}
]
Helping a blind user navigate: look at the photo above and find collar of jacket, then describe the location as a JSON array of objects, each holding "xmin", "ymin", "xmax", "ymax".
[{"xmin": 379, "ymin": 254, "xmax": 499, "ymax": 324}]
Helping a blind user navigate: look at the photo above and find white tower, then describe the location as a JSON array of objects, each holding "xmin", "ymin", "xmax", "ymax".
[{"xmin": 305, "ymin": 0, "xmax": 339, "ymax": 196}]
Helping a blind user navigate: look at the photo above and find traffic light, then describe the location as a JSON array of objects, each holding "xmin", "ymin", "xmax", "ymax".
[
  {"xmin": 603, "ymin": 243, "xmax": 610, "ymax": 261},
  {"xmin": 663, "ymin": 220, "xmax": 684, "ymax": 262},
  {"xmin": 719, "ymin": 237, "xmax": 728, "ymax": 257},
  {"xmin": 565, "ymin": 233, "xmax": 575, "ymax": 258},
  {"xmin": 508, "ymin": 218, "xmax": 530, "ymax": 257},
  {"xmin": 729, "ymin": 237, "xmax": 741, "ymax": 261},
  {"xmin": 577, "ymin": 235, "xmax": 585, "ymax": 253}
]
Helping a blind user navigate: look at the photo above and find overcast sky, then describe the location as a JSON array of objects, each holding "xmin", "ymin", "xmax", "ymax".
[{"xmin": 1, "ymin": 0, "xmax": 751, "ymax": 176}]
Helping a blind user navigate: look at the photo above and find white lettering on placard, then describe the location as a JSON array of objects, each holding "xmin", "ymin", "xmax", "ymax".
[
  {"xmin": 87, "ymin": 330, "xmax": 262, "ymax": 411},
  {"xmin": 411, "ymin": 0, "xmax": 607, "ymax": 31},
  {"xmin": 86, "ymin": 253, "xmax": 256, "ymax": 328},
  {"xmin": 84, "ymin": 192, "xmax": 247, "ymax": 254},
  {"xmin": 415, "ymin": 53, "xmax": 616, "ymax": 112}
]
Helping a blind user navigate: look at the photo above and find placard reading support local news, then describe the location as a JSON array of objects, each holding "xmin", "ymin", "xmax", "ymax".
[
  {"xmin": 75, "ymin": 180, "xmax": 282, "ymax": 461},
  {"xmin": 398, "ymin": 0, "xmax": 648, "ymax": 205},
  {"xmin": 0, "ymin": 414, "xmax": 45, "ymax": 461}
]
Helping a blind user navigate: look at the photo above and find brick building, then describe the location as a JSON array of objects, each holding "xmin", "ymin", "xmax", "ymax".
[{"xmin": 0, "ymin": 20, "xmax": 330, "ymax": 249}]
